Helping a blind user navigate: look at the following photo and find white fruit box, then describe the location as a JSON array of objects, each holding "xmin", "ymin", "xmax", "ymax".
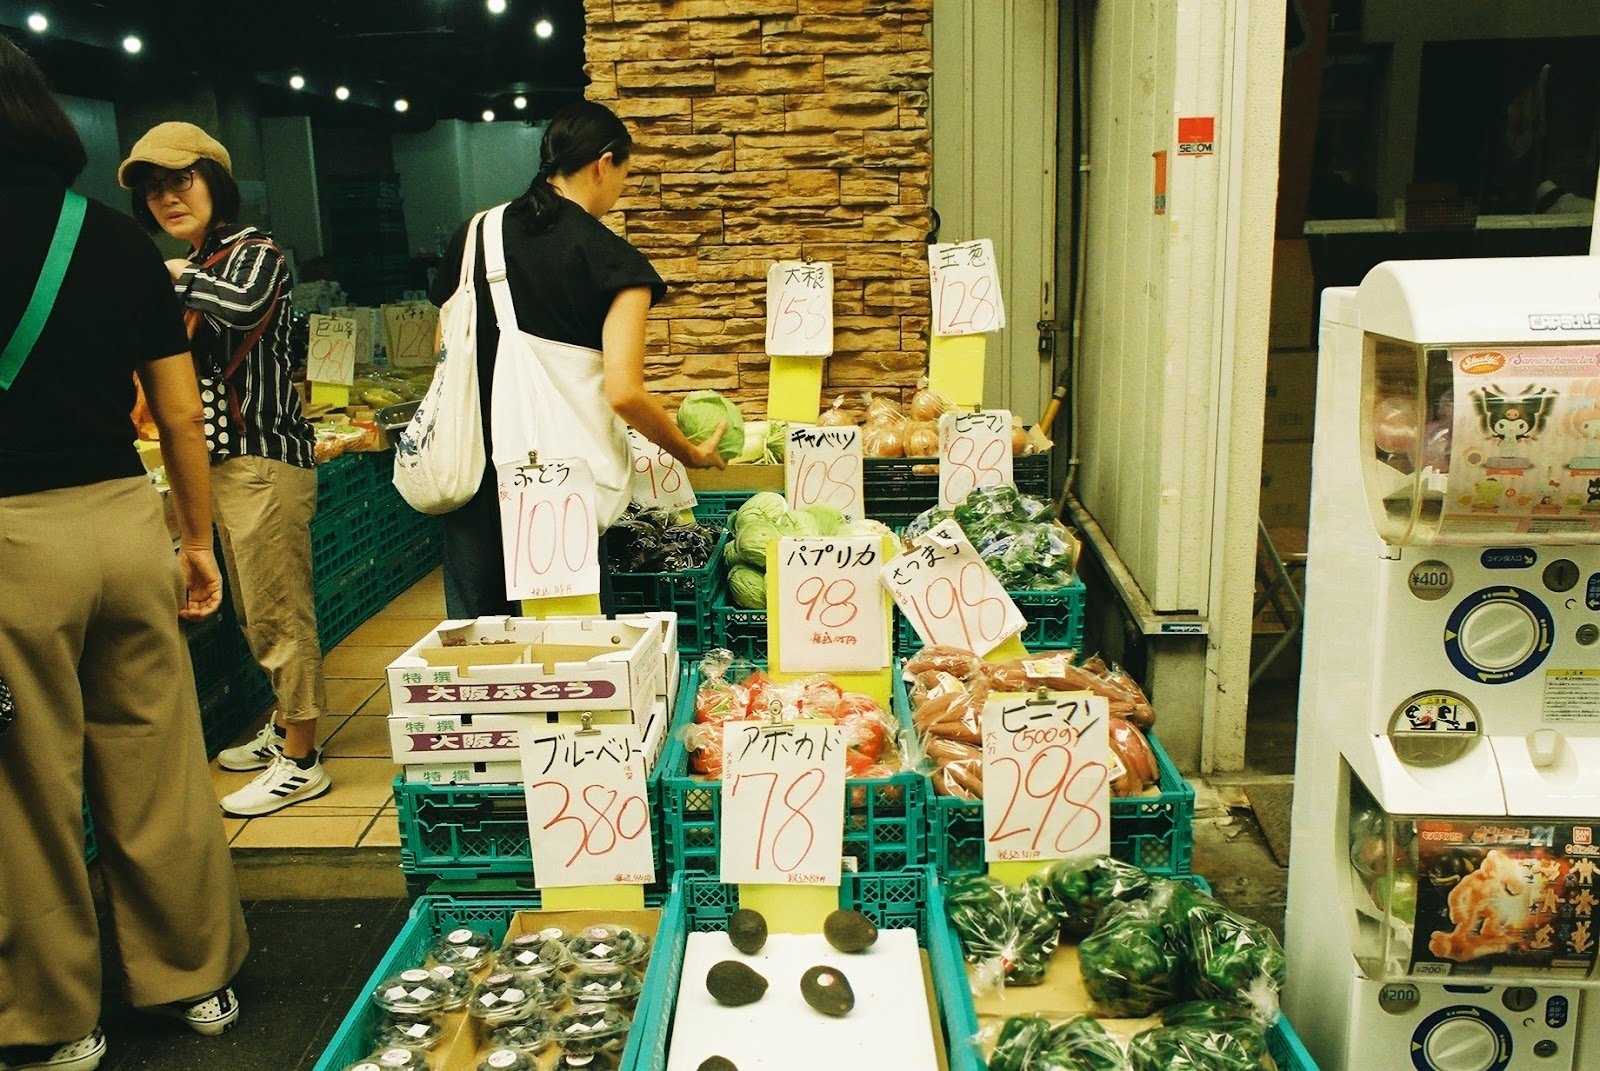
[
  {"xmin": 399, "ymin": 695, "xmax": 672, "ymax": 783},
  {"xmin": 544, "ymin": 610, "xmax": 679, "ymax": 709},
  {"xmin": 386, "ymin": 616, "xmax": 663, "ymax": 719}
]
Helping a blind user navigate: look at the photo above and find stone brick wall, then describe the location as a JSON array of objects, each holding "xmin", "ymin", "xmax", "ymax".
[{"xmin": 583, "ymin": 0, "xmax": 934, "ymax": 416}]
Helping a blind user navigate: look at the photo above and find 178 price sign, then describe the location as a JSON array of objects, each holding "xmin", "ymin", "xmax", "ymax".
[
  {"xmin": 981, "ymin": 692, "xmax": 1110, "ymax": 864},
  {"xmin": 720, "ymin": 721, "xmax": 846, "ymax": 886},
  {"xmin": 520, "ymin": 725, "xmax": 656, "ymax": 888}
]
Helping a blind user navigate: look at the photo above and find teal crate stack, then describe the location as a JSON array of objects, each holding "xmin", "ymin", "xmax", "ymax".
[
  {"xmin": 312, "ymin": 889, "xmax": 682, "ymax": 1071},
  {"xmin": 709, "ymin": 588, "xmax": 767, "ymax": 660},
  {"xmin": 658, "ymin": 662, "xmax": 925, "ymax": 879},
  {"xmin": 609, "ymin": 527, "xmax": 729, "ymax": 655},
  {"xmin": 689, "ymin": 489, "xmax": 755, "ymax": 526}
]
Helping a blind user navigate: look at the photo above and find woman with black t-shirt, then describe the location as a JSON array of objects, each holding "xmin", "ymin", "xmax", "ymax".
[{"xmin": 430, "ymin": 100, "xmax": 726, "ymax": 618}]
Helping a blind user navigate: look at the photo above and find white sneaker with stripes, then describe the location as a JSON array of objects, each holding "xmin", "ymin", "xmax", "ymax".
[{"xmin": 220, "ymin": 750, "xmax": 331, "ymax": 817}]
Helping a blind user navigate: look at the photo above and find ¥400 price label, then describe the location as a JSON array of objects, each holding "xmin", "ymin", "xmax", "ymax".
[
  {"xmin": 880, "ymin": 519, "xmax": 1024, "ymax": 657},
  {"xmin": 981, "ymin": 692, "xmax": 1110, "ymax": 864},
  {"xmin": 775, "ymin": 535, "xmax": 888, "ymax": 673},
  {"xmin": 720, "ymin": 721, "xmax": 846, "ymax": 886},
  {"xmin": 495, "ymin": 456, "xmax": 600, "ymax": 602},
  {"xmin": 520, "ymin": 724, "xmax": 656, "ymax": 888}
]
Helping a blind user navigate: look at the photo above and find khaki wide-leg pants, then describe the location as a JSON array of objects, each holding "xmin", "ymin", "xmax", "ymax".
[
  {"xmin": 210, "ymin": 456, "xmax": 326, "ymax": 723},
  {"xmin": 0, "ymin": 477, "xmax": 248, "ymax": 1046}
]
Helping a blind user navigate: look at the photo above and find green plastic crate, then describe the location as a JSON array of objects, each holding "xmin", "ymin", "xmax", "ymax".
[
  {"xmin": 609, "ymin": 528, "xmax": 729, "ymax": 654},
  {"xmin": 658, "ymin": 662, "xmax": 926, "ymax": 878},
  {"xmin": 865, "ymin": 451, "xmax": 1052, "ymax": 526},
  {"xmin": 632, "ymin": 866, "xmax": 979, "ymax": 1071},
  {"xmin": 895, "ymin": 576, "xmax": 1087, "ymax": 655},
  {"xmin": 199, "ymin": 662, "xmax": 273, "ymax": 759},
  {"xmin": 893, "ymin": 663, "xmax": 1195, "ymax": 877},
  {"xmin": 82, "ymin": 797, "xmax": 96, "ymax": 867},
  {"xmin": 314, "ymin": 451, "xmax": 383, "ymax": 515},
  {"xmin": 311, "ymin": 888, "xmax": 682, "ymax": 1071},
  {"xmin": 690, "ymin": 489, "xmax": 755, "ymax": 526},
  {"xmin": 310, "ymin": 503, "xmax": 386, "ymax": 578},
  {"xmin": 709, "ymin": 586, "xmax": 767, "ymax": 660}
]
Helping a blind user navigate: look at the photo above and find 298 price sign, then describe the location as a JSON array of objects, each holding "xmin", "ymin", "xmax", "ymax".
[
  {"xmin": 520, "ymin": 725, "xmax": 656, "ymax": 888},
  {"xmin": 720, "ymin": 721, "xmax": 846, "ymax": 886},
  {"xmin": 981, "ymin": 692, "xmax": 1110, "ymax": 864}
]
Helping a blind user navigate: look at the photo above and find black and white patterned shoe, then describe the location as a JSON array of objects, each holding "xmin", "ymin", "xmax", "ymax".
[
  {"xmin": 149, "ymin": 986, "xmax": 240, "ymax": 1037},
  {"xmin": 0, "ymin": 1028, "xmax": 106, "ymax": 1070},
  {"xmin": 219, "ymin": 750, "xmax": 331, "ymax": 817}
]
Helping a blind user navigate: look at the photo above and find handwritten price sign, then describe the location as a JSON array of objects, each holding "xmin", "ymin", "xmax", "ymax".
[
  {"xmin": 520, "ymin": 725, "xmax": 656, "ymax": 887},
  {"xmin": 495, "ymin": 456, "xmax": 600, "ymax": 602},
  {"xmin": 720, "ymin": 720, "xmax": 846, "ymax": 886},
  {"xmin": 328, "ymin": 305, "xmax": 378, "ymax": 365},
  {"xmin": 306, "ymin": 315, "xmax": 357, "ymax": 386},
  {"xmin": 928, "ymin": 239, "xmax": 1007, "ymax": 336},
  {"xmin": 775, "ymin": 536, "xmax": 888, "ymax": 673},
  {"xmin": 880, "ymin": 519, "xmax": 1025, "ymax": 656},
  {"xmin": 786, "ymin": 425, "xmax": 863, "ymax": 518},
  {"xmin": 939, "ymin": 409, "xmax": 1014, "ymax": 508},
  {"xmin": 982, "ymin": 692, "xmax": 1110, "ymax": 863},
  {"xmin": 766, "ymin": 260, "xmax": 833, "ymax": 357},
  {"xmin": 627, "ymin": 429, "xmax": 697, "ymax": 513},
  {"xmin": 382, "ymin": 302, "xmax": 439, "ymax": 367}
]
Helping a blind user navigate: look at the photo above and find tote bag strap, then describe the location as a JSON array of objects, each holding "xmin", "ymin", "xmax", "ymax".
[
  {"xmin": 0, "ymin": 190, "xmax": 87, "ymax": 391},
  {"xmin": 480, "ymin": 203, "xmax": 520, "ymax": 335}
]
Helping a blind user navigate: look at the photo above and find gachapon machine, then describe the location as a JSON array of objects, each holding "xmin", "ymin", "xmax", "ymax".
[{"xmin": 1283, "ymin": 257, "xmax": 1600, "ymax": 1071}]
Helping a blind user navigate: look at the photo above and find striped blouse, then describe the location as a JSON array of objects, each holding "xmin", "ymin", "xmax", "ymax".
[{"xmin": 175, "ymin": 224, "xmax": 314, "ymax": 468}]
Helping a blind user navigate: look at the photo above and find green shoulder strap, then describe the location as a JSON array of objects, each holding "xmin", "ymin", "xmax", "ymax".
[{"xmin": 0, "ymin": 190, "xmax": 88, "ymax": 391}]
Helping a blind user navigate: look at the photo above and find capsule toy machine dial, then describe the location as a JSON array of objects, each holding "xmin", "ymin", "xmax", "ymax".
[{"xmin": 1283, "ymin": 257, "xmax": 1600, "ymax": 1071}]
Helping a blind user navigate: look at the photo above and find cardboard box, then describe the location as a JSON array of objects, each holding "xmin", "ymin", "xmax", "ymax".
[
  {"xmin": 1270, "ymin": 238, "xmax": 1316, "ymax": 350},
  {"xmin": 970, "ymin": 944, "xmax": 1164, "ymax": 1058},
  {"xmin": 399, "ymin": 694, "xmax": 673, "ymax": 780},
  {"xmin": 386, "ymin": 617, "xmax": 664, "ymax": 720},
  {"xmin": 1259, "ymin": 441, "xmax": 1313, "ymax": 528},
  {"xmin": 546, "ymin": 611, "xmax": 680, "ymax": 711},
  {"xmin": 1263, "ymin": 348, "xmax": 1318, "ymax": 442},
  {"xmin": 689, "ymin": 464, "xmax": 784, "ymax": 492}
]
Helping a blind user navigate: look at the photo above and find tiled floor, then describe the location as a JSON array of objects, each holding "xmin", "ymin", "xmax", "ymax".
[{"xmin": 207, "ymin": 568, "xmax": 445, "ymax": 849}]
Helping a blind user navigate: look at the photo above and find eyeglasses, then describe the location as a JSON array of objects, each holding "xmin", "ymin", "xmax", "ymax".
[{"xmin": 141, "ymin": 169, "xmax": 196, "ymax": 200}]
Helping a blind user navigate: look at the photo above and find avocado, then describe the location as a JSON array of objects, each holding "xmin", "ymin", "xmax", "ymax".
[
  {"xmin": 799, "ymin": 965, "xmax": 855, "ymax": 1017},
  {"xmin": 697, "ymin": 1059, "xmax": 739, "ymax": 1071},
  {"xmin": 822, "ymin": 909, "xmax": 878, "ymax": 953},
  {"xmin": 727, "ymin": 909, "xmax": 768, "ymax": 955},
  {"xmin": 705, "ymin": 960, "xmax": 768, "ymax": 1006}
]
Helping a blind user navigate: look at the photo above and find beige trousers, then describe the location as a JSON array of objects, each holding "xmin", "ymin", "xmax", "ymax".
[
  {"xmin": 0, "ymin": 477, "xmax": 248, "ymax": 1045},
  {"xmin": 211, "ymin": 456, "xmax": 326, "ymax": 723}
]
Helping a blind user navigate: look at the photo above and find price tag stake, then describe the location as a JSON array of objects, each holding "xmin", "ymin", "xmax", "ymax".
[
  {"xmin": 786, "ymin": 425, "xmax": 864, "ymax": 518},
  {"xmin": 720, "ymin": 719, "xmax": 846, "ymax": 886},
  {"xmin": 627, "ymin": 429, "xmax": 697, "ymax": 513},
  {"xmin": 928, "ymin": 239, "xmax": 1007, "ymax": 337},
  {"xmin": 880, "ymin": 519, "xmax": 1025, "ymax": 657},
  {"xmin": 496, "ymin": 454, "xmax": 601, "ymax": 602},
  {"xmin": 982, "ymin": 691, "xmax": 1111, "ymax": 865},
  {"xmin": 775, "ymin": 535, "xmax": 888, "ymax": 673},
  {"xmin": 521, "ymin": 715, "xmax": 656, "ymax": 888},
  {"xmin": 939, "ymin": 409, "xmax": 1014, "ymax": 509},
  {"xmin": 765, "ymin": 261, "xmax": 834, "ymax": 357}
]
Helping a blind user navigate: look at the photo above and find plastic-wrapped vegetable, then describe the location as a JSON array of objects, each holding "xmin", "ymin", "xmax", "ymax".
[
  {"xmin": 902, "ymin": 506, "xmax": 956, "ymax": 545},
  {"xmin": 1047, "ymin": 855, "xmax": 1153, "ymax": 939},
  {"xmin": 1126, "ymin": 1020, "xmax": 1273, "ymax": 1071},
  {"xmin": 1077, "ymin": 899, "xmax": 1185, "ymax": 1016},
  {"xmin": 1180, "ymin": 899, "xmax": 1287, "ymax": 1007},
  {"xmin": 1039, "ymin": 1016, "xmax": 1133, "ymax": 1071},
  {"xmin": 1161, "ymin": 1001, "xmax": 1261, "ymax": 1029},
  {"xmin": 945, "ymin": 875, "xmax": 1061, "ymax": 987},
  {"xmin": 905, "ymin": 645, "xmax": 984, "ymax": 680},
  {"xmin": 604, "ymin": 505, "xmax": 721, "ymax": 574},
  {"xmin": 1108, "ymin": 717, "xmax": 1159, "ymax": 796},
  {"xmin": 987, "ymin": 1015, "xmax": 1053, "ymax": 1071}
]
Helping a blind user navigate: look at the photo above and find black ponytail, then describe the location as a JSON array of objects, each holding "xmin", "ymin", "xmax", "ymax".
[{"xmin": 524, "ymin": 100, "xmax": 633, "ymax": 231}]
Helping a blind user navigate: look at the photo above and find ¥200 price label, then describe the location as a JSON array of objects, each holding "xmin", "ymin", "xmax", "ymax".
[
  {"xmin": 928, "ymin": 239, "xmax": 1007, "ymax": 337},
  {"xmin": 720, "ymin": 720, "xmax": 846, "ymax": 886},
  {"xmin": 786, "ymin": 425, "xmax": 863, "ymax": 518},
  {"xmin": 939, "ymin": 409, "xmax": 1013, "ymax": 508},
  {"xmin": 765, "ymin": 260, "xmax": 834, "ymax": 357},
  {"xmin": 880, "ymin": 519, "xmax": 1025, "ymax": 657},
  {"xmin": 520, "ymin": 725, "xmax": 656, "ymax": 887},
  {"xmin": 627, "ymin": 429, "xmax": 697, "ymax": 513},
  {"xmin": 982, "ymin": 692, "xmax": 1110, "ymax": 864},
  {"xmin": 775, "ymin": 536, "xmax": 888, "ymax": 673},
  {"xmin": 495, "ymin": 456, "xmax": 600, "ymax": 601}
]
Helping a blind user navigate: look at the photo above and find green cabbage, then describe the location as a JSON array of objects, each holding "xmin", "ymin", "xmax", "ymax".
[
  {"xmin": 728, "ymin": 565, "xmax": 768, "ymax": 609},
  {"xmin": 734, "ymin": 492, "xmax": 788, "ymax": 532},
  {"xmin": 775, "ymin": 511, "xmax": 821, "ymax": 538},
  {"xmin": 731, "ymin": 522, "xmax": 780, "ymax": 568},
  {"xmin": 676, "ymin": 390, "xmax": 745, "ymax": 461},
  {"xmin": 802, "ymin": 504, "xmax": 847, "ymax": 536}
]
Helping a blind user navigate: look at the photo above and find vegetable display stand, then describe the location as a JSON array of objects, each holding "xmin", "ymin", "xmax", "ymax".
[
  {"xmin": 691, "ymin": 490, "xmax": 755, "ymax": 527},
  {"xmin": 894, "ymin": 577, "xmax": 1087, "ymax": 656},
  {"xmin": 632, "ymin": 866, "xmax": 982, "ymax": 1071},
  {"xmin": 609, "ymin": 529, "xmax": 730, "ymax": 655},
  {"xmin": 709, "ymin": 586, "xmax": 767, "ymax": 661},
  {"xmin": 658, "ymin": 664, "xmax": 927, "ymax": 879},
  {"xmin": 892, "ymin": 669, "xmax": 1195, "ymax": 877},
  {"xmin": 311, "ymin": 889, "xmax": 682, "ymax": 1071},
  {"xmin": 865, "ymin": 451, "xmax": 1053, "ymax": 526}
]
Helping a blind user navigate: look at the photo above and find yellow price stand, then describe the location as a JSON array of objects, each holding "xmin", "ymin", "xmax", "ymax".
[
  {"xmin": 767, "ymin": 355, "xmax": 826, "ymax": 424},
  {"xmin": 928, "ymin": 333, "xmax": 987, "ymax": 408}
]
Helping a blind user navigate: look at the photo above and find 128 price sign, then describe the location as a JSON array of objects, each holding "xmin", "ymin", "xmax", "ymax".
[
  {"xmin": 786, "ymin": 425, "xmax": 863, "ymax": 518},
  {"xmin": 495, "ymin": 457, "xmax": 600, "ymax": 601},
  {"xmin": 720, "ymin": 721, "xmax": 846, "ymax": 886},
  {"xmin": 775, "ymin": 536, "xmax": 889, "ymax": 673},
  {"xmin": 382, "ymin": 302, "xmax": 439, "ymax": 367},
  {"xmin": 880, "ymin": 520, "xmax": 1025, "ymax": 656},
  {"xmin": 982, "ymin": 692, "xmax": 1110, "ymax": 864},
  {"xmin": 939, "ymin": 409, "xmax": 1013, "ymax": 508},
  {"xmin": 928, "ymin": 239, "xmax": 1007, "ymax": 337},
  {"xmin": 765, "ymin": 260, "xmax": 833, "ymax": 357},
  {"xmin": 627, "ymin": 429, "xmax": 697, "ymax": 513},
  {"xmin": 520, "ymin": 725, "xmax": 656, "ymax": 887}
]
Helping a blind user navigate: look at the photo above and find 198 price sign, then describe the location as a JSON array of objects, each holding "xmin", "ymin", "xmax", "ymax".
[{"xmin": 981, "ymin": 692, "xmax": 1111, "ymax": 864}]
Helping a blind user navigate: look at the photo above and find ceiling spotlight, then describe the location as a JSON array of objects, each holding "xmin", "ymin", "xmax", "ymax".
[
  {"xmin": 289, "ymin": 74, "xmax": 306, "ymax": 91},
  {"xmin": 26, "ymin": 12, "xmax": 47, "ymax": 33},
  {"xmin": 121, "ymin": 34, "xmax": 143, "ymax": 55},
  {"xmin": 486, "ymin": 0, "xmax": 507, "ymax": 13},
  {"xmin": 482, "ymin": 109, "xmax": 496, "ymax": 123},
  {"xmin": 393, "ymin": 98, "xmax": 410, "ymax": 114},
  {"xmin": 534, "ymin": 19, "xmax": 553, "ymax": 39},
  {"xmin": 334, "ymin": 85, "xmax": 351, "ymax": 101},
  {"xmin": 513, "ymin": 95, "xmax": 528, "ymax": 111}
]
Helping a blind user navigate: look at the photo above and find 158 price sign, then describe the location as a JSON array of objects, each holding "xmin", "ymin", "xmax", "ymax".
[
  {"xmin": 520, "ymin": 725, "xmax": 656, "ymax": 887},
  {"xmin": 720, "ymin": 721, "xmax": 846, "ymax": 886},
  {"xmin": 939, "ymin": 409, "xmax": 1013, "ymax": 508},
  {"xmin": 495, "ymin": 456, "xmax": 600, "ymax": 601},
  {"xmin": 982, "ymin": 692, "xmax": 1110, "ymax": 864},
  {"xmin": 776, "ymin": 536, "xmax": 888, "ymax": 673},
  {"xmin": 766, "ymin": 260, "xmax": 834, "ymax": 357},
  {"xmin": 627, "ymin": 429, "xmax": 697, "ymax": 513},
  {"xmin": 880, "ymin": 520, "xmax": 1025, "ymax": 656}
]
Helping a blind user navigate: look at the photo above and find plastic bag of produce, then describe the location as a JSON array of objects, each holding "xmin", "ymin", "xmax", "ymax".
[
  {"xmin": 1077, "ymin": 899, "xmax": 1185, "ymax": 1016},
  {"xmin": 913, "ymin": 677, "xmax": 987, "ymax": 746},
  {"xmin": 945, "ymin": 874, "xmax": 1061, "ymax": 988},
  {"xmin": 902, "ymin": 506, "xmax": 956, "ymax": 545},
  {"xmin": 1107, "ymin": 717, "xmax": 1160, "ymax": 796},
  {"xmin": 905, "ymin": 644, "xmax": 985, "ymax": 680},
  {"xmin": 1039, "ymin": 1016, "xmax": 1134, "ymax": 1071},
  {"xmin": 1180, "ymin": 899, "xmax": 1287, "ymax": 1009},
  {"xmin": 926, "ymin": 737, "xmax": 983, "ymax": 800},
  {"xmin": 986, "ymin": 1015, "xmax": 1053, "ymax": 1071},
  {"xmin": 817, "ymin": 395, "xmax": 857, "ymax": 427},
  {"xmin": 1126, "ymin": 1019, "xmax": 1273, "ymax": 1071},
  {"xmin": 1047, "ymin": 856, "xmax": 1153, "ymax": 939}
]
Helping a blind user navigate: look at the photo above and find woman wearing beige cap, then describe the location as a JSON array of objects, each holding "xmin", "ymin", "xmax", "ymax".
[{"xmin": 120, "ymin": 121, "xmax": 333, "ymax": 817}]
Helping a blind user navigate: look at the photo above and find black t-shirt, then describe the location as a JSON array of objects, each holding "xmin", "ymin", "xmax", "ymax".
[
  {"xmin": 429, "ymin": 196, "xmax": 666, "ymax": 459},
  {"xmin": 0, "ymin": 167, "xmax": 189, "ymax": 497}
]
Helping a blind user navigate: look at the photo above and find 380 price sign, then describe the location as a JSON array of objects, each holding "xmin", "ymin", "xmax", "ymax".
[
  {"xmin": 720, "ymin": 721, "xmax": 846, "ymax": 886},
  {"xmin": 520, "ymin": 725, "xmax": 656, "ymax": 887},
  {"xmin": 495, "ymin": 456, "xmax": 600, "ymax": 601},
  {"xmin": 981, "ymin": 693, "xmax": 1110, "ymax": 864}
]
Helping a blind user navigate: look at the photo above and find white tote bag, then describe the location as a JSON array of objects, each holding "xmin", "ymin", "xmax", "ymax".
[
  {"xmin": 481, "ymin": 203, "xmax": 633, "ymax": 530},
  {"xmin": 392, "ymin": 211, "xmax": 488, "ymax": 515}
]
